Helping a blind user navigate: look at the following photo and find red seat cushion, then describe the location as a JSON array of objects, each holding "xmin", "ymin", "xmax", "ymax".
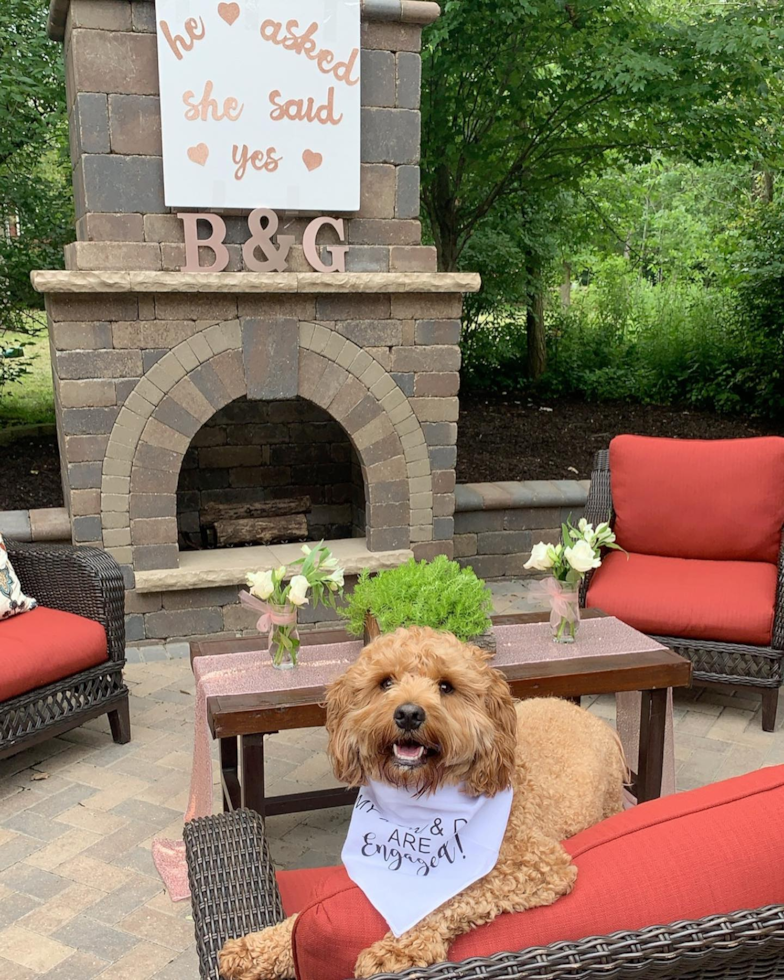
[
  {"xmin": 585, "ymin": 550, "xmax": 777, "ymax": 645},
  {"xmin": 610, "ymin": 434, "xmax": 784, "ymax": 562},
  {"xmin": 282, "ymin": 766, "xmax": 784, "ymax": 980},
  {"xmin": 0, "ymin": 606, "xmax": 108, "ymax": 701}
]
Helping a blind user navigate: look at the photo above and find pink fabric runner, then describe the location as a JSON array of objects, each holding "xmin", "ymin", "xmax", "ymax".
[{"xmin": 152, "ymin": 618, "xmax": 675, "ymax": 900}]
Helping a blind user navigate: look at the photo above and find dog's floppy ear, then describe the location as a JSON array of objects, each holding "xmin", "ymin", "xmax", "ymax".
[
  {"xmin": 464, "ymin": 664, "xmax": 517, "ymax": 797},
  {"xmin": 325, "ymin": 671, "xmax": 364, "ymax": 786}
]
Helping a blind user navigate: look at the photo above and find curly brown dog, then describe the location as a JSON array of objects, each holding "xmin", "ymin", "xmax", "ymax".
[{"xmin": 219, "ymin": 626, "xmax": 627, "ymax": 979}]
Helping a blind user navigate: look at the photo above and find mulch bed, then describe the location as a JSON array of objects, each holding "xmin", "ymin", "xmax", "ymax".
[{"xmin": 1, "ymin": 400, "xmax": 782, "ymax": 510}]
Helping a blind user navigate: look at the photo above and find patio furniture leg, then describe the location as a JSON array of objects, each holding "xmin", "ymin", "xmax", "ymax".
[
  {"xmin": 637, "ymin": 688, "xmax": 667, "ymax": 803},
  {"xmin": 240, "ymin": 733, "xmax": 267, "ymax": 817},
  {"xmin": 108, "ymin": 694, "xmax": 131, "ymax": 744},
  {"xmin": 221, "ymin": 737, "xmax": 240, "ymax": 812},
  {"xmin": 762, "ymin": 687, "xmax": 779, "ymax": 733}
]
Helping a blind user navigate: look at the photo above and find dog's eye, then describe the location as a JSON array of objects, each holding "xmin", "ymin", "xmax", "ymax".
[
  {"xmin": 379, "ymin": 677, "xmax": 394, "ymax": 691},
  {"xmin": 439, "ymin": 680, "xmax": 454, "ymax": 695}
]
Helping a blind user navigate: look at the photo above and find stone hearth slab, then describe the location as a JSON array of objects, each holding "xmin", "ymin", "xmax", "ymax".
[{"xmin": 134, "ymin": 539, "xmax": 413, "ymax": 593}]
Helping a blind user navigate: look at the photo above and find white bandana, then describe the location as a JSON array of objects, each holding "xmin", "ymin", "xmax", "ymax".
[{"xmin": 342, "ymin": 779, "xmax": 513, "ymax": 936}]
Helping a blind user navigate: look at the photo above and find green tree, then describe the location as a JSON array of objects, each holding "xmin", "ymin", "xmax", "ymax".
[
  {"xmin": 0, "ymin": 0, "xmax": 72, "ymax": 392},
  {"xmin": 421, "ymin": 0, "xmax": 784, "ymax": 377}
]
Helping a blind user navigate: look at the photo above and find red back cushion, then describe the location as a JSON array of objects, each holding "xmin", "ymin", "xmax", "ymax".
[
  {"xmin": 284, "ymin": 766, "xmax": 784, "ymax": 980},
  {"xmin": 609, "ymin": 435, "xmax": 784, "ymax": 562}
]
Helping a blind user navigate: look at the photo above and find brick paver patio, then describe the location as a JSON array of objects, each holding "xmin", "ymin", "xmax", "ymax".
[{"xmin": 1, "ymin": 581, "xmax": 782, "ymax": 978}]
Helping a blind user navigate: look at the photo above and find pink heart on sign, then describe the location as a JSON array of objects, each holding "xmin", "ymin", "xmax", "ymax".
[
  {"xmin": 218, "ymin": 2, "xmax": 240, "ymax": 25},
  {"xmin": 187, "ymin": 143, "xmax": 209, "ymax": 166},
  {"xmin": 302, "ymin": 150, "xmax": 323, "ymax": 172}
]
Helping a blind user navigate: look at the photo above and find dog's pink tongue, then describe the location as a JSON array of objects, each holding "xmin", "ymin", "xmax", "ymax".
[{"xmin": 394, "ymin": 743, "xmax": 424, "ymax": 760}]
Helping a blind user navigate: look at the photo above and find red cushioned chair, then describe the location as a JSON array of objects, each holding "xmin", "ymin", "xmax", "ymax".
[
  {"xmin": 581, "ymin": 435, "xmax": 784, "ymax": 731},
  {"xmin": 0, "ymin": 541, "xmax": 130, "ymax": 759},
  {"xmin": 183, "ymin": 766, "xmax": 784, "ymax": 980}
]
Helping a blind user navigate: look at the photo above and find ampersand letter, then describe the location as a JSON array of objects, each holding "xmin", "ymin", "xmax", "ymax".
[{"xmin": 242, "ymin": 208, "xmax": 294, "ymax": 272}]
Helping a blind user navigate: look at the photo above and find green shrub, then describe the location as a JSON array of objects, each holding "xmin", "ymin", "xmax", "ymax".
[{"xmin": 342, "ymin": 556, "xmax": 494, "ymax": 641}]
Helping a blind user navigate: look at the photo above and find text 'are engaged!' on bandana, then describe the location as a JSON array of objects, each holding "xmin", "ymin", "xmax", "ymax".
[{"xmin": 342, "ymin": 780, "xmax": 514, "ymax": 936}]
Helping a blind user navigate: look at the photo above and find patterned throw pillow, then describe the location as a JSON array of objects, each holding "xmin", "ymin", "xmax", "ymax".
[{"xmin": 0, "ymin": 534, "xmax": 37, "ymax": 620}]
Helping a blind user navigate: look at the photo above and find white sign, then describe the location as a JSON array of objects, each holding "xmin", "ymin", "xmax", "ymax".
[{"xmin": 154, "ymin": 0, "xmax": 361, "ymax": 211}]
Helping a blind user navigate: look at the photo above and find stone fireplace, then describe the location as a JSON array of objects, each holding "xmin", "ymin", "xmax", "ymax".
[{"xmin": 34, "ymin": 0, "xmax": 479, "ymax": 642}]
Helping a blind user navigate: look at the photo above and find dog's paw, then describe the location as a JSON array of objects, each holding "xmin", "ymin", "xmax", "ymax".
[
  {"xmin": 354, "ymin": 936, "xmax": 448, "ymax": 978},
  {"xmin": 219, "ymin": 931, "xmax": 292, "ymax": 980}
]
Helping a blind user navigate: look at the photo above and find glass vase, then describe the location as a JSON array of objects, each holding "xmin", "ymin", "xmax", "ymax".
[
  {"xmin": 549, "ymin": 580, "xmax": 581, "ymax": 644},
  {"xmin": 268, "ymin": 603, "xmax": 300, "ymax": 669}
]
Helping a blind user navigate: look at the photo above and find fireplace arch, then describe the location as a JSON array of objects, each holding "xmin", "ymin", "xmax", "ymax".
[{"xmin": 100, "ymin": 319, "xmax": 431, "ymax": 571}]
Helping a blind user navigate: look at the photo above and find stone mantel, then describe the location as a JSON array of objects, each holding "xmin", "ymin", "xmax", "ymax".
[{"xmin": 31, "ymin": 271, "xmax": 482, "ymax": 295}]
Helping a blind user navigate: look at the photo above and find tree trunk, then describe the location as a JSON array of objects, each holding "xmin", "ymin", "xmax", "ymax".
[
  {"xmin": 560, "ymin": 261, "xmax": 572, "ymax": 308},
  {"xmin": 526, "ymin": 288, "xmax": 546, "ymax": 380},
  {"xmin": 752, "ymin": 167, "xmax": 774, "ymax": 203}
]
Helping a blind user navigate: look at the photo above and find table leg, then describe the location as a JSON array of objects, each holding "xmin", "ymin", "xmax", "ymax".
[
  {"xmin": 240, "ymin": 733, "xmax": 267, "ymax": 817},
  {"xmin": 220, "ymin": 736, "xmax": 240, "ymax": 812},
  {"xmin": 637, "ymin": 688, "xmax": 667, "ymax": 803}
]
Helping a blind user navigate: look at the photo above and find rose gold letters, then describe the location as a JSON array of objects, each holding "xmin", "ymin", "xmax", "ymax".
[
  {"xmin": 269, "ymin": 86, "xmax": 343, "ymax": 126},
  {"xmin": 178, "ymin": 212, "xmax": 350, "ymax": 273},
  {"xmin": 183, "ymin": 81, "xmax": 244, "ymax": 122},
  {"xmin": 159, "ymin": 17, "xmax": 206, "ymax": 61},
  {"xmin": 232, "ymin": 145, "xmax": 282, "ymax": 181},
  {"xmin": 260, "ymin": 19, "xmax": 359, "ymax": 87}
]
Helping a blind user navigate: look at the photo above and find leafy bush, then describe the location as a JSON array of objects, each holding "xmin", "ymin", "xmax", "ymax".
[{"xmin": 342, "ymin": 556, "xmax": 494, "ymax": 641}]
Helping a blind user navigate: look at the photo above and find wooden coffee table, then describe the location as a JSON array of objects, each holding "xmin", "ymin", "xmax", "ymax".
[{"xmin": 190, "ymin": 610, "xmax": 691, "ymax": 817}]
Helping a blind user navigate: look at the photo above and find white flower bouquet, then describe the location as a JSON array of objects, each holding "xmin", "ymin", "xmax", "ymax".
[
  {"xmin": 241, "ymin": 542, "xmax": 345, "ymax": 668},
  {"xmin": 524, "ymin": 518, "xmax": 622, "ymax": 642}
]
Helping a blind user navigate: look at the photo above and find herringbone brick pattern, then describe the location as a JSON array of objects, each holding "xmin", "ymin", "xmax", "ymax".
[{"xmin": 0, "ymin": 582, "xmax": 781, "ymax": 977}]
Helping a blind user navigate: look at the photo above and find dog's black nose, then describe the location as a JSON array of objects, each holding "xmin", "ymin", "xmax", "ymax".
[{"xmin": 394, "ymin": 703, "xmax": 426, "ymax": 731}]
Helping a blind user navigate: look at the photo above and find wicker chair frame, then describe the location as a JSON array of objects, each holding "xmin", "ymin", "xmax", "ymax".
[
  {"xmin": 0, "ymin": 541, "xmax": 130, "ymax": 760},
  {"xmin": 580, "ymin": 449, "xmax": 784, "ymax": 731},
  {"xmin": 183, "ymin": 808, "xmax": 784, "ymax": 980}
]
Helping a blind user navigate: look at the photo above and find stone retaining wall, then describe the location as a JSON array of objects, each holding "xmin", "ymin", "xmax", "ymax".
[{"xmin": 454, "ymin": 480, "xmax": 590, "ymax": 579}]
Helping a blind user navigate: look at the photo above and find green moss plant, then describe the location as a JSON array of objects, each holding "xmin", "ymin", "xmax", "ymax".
[{"xmin": 342, "ymin": 556, "xmax": 493, "ymax": 641}]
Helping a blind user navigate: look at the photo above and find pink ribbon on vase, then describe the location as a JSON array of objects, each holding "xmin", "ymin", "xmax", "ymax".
[
  {"xmin": 238, "ymin": 590, "xmax": 298, "ymax": 635},
  {"xmin": 526, "ymin": 577, "xmax": 580, "ymax": 628}
]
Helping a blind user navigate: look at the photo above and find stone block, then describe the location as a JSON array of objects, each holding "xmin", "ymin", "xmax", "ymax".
[
  {"xmin": 390, "ymin": 371, "xmax": 414, "ymax": 396},
  {"xmin": 432, "ymin": 469, "xmax": 456, "ymax": 494},
  {"xmin": 368, "ymin": 479, "xmax": 408, "ymax": 504},
  {"xmin": 77, "ymin": 212, "xmax": 144, "ymax": 242},
  {"xmin": 504, "ymin": 506, "xmax": 563, "ymax": 531},
  {"xmin": 453, "ymin": 533, "xmax": 477, "ymax": 558},
  {"xmin": 132, "ymin": 543, "xmax": 180, "ymax": 571},
  {"xmin": 361, "ymin": 21, "xmax": 422, "ymax": 52},
  {"xmin": 413, "ymin": 541, "xmax": 454, "ymax": 561},
  {"xmin": 390, "ymin": 246, "xmax": 436, "ymax": 271},
  {"xmin": 416, "ymin": 319, "xmax": 461, "ymax": 345},
  {"xmin": 67, "ymin": 462, "xmax": 102, "ymax": 491},
  {"xmin": 145, "ymin": 606, "xmax": 223, "ymax": 638},
  {"xmin": 124, "ymin": 614, "xmax": 145, "ymax": 641},
  {"xmin": 71, "ymin": 29, "xmax": 159, "ymax": 95},
  {"xmin": 430, "ymin": 446, "xmax": 457, "ymax": 469},
  {"xmin": 433, "ymin": 517, "xmax": 453, "ymax": 540},
  {"xmin": 131, "ymin": 1, "xmax": 156, "ymax": 32},
  {"xmin": 199, "ymin": 445, "xmax": 263, "ymax": 468},
  {"xmin": 316, "ymin": 294, "xmax": 391, "ymax": 321},
  {"xmin": 52, "ymin": 321, "xmax": 112, "ymax": 351},
  {"xmin": 476, "ymin": 530, "xmax": 532, "ymax": 555},
  {"xmin": 130, "ymin": 493, "xmax": 176, "ymax": 519},
  {"xmin": 81, "ymin": 154, "xmax": 166, "ymax": 215},
  {"xmin": 69, "ymin": 0, "xmax": 132, "ymax": 31},
  {"xmin": 48, "ymin": 293, "xmax": 138, "ymax": 323},
  {"xmin": 108, "ymin": 94, "xmax": 162, "ymax": 155},
  {"xmin": 0, "ymin": 511, "xmax": 31, "ymax": 541},
  {"xmin": 143, "ymin": 214, "xmax": 184, "ymax": 243},
  {"xmin": 397, "ymin": 52, "xmax": 421, "ymax": 109},
  {"xmin": 72, "ymin": 93, "xmax": 109, "ymax": 156},
  {"xmin": 57, "ymin": 349, "xmax": 142, "ymax": 380},
  {"xmin": 396, "ymin": 165, "xmax": 420, "ymax": 219},
  {"xmin": 463, "ymin": 554, "xmax": 529, "ymax": 579},
  {"xmin": 72, "ymin": 515, "xmax": 102, "ymax": 542},
  {"xmin": 104, "ymin": 527, "xmax": 131, "ymax": 547},
  {"xmin": 343, "ymin": 394, "xmax": 383, "ymax": 435},
  {"xmin": 367, "ymin": 526, "xmax": 410, "ymax": 550},
  {"xmin": 131, "ymin": 517, "xmax": 178, "ymax": 545},
  {"xmin": 367, "ymin": 454, "xmax": 407, "ymax": 482},
  {"xmin": 361, "ymin": 50, "xmax": 396, "ymax": 108},
  {"xmin": 65, "ymin": 240, "xmax": 162, "ymax": 271},
  {"xmin": 360, "ymin": 164, "xmax": 396, "ymax": 219},
  {"xmin": 422, "ymin": 421, "xmax": 457, "ymax": 446},
  {"xmin": 345, "ymin": 246, "xmax": 389, "ymax": 272},
  {"xmin": 237, "ymin": 295, "xmax": 315, "ymax": 320},
  {"xmin": 241, "ymin": 317, "xmax": 298, "ymax": 400},
  {"xmin": 411, "ymin": 397, "xmax": 460, "ymax": 423},
  {"xmin": 162, "ymin": 586, "xmax": 240, "ymax": 610},
  {"xmin": 155, "ymin": 294, "xmax": 238, "ymax": 321},
  {"xmin": 414, "ymin": 372, "xmax": 460, "ymax": 397},
  {"xmin": 454, "ymin": 509, "xmax": 504, "ymax": 533},
  {"xmin": 391, "ymin": 293, "xmax": 463, "ymax": 319},
  {"xmin": 336, "ymin": 320, "xmax": 402, "ymax": 346},
  {"xmin": 362, "ymin": 108, "xmax": 420, "ymax": 165},
  {"xmin": 348, "ymin": 219, "xmax": 420, "ymax": 245},
  {"xmin": 391, "ymin": 347, "xmax": 461, "ymax": 373},
  {"xmin": 153, "ymin": 397, "xmax": 201, "ymax": 438},
  {"xmin": 61, "ymin": 406, "xmax": 119, "ymax": 435},
  {"xmin": 410, "ymin": 524, "xmax": 433, "ymax": 542}
]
